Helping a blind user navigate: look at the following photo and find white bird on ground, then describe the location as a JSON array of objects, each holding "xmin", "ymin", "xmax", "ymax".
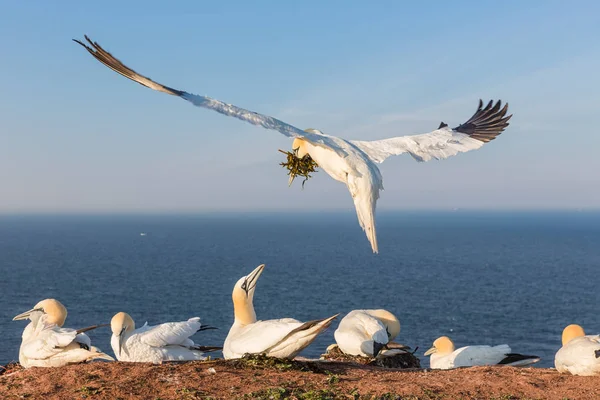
[
  {"xmin": 74, "ymin": 36, "xmax": 513, "ymax": 253},
  {"xmin": 110, "ymin": 312, "xmax": 221, "ymax": 364},
  {"xmin": 424, "ymin": 336, "xmax": 540, "ymax": 369},
  {"xmin": 555, "ymin": 324, "xmax": 600, "ymax": 376},
  {"xmin": 334, "ymin": 309, "xmax": 401, "ymax": 357},
  {"xmin": 223, "ymin": 264, "xmax": 338, "ymax": 359},
  {"xmin": 12, "ymin": 299, "xmax": 114, "ymax": 368}
]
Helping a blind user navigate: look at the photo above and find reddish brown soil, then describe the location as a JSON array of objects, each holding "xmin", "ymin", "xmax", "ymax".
[{"xmin": 1, "ymin": 358, "xmax": 599, "ymax": 399}]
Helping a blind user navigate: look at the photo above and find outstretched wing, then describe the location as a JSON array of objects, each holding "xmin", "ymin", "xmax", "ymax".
[
  {"xmin": 351, "ymin": 100, "xmax": 512, "ymax": 163},
  {"xmin": 74, "ymin": 36, "xmax": 344, "ymax": 154},
  {"xmin": 139, "ymin": 317, "xmax": 202, "ymax": 348}
]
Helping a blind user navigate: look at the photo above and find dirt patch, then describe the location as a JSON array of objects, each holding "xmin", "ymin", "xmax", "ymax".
[{"xmin": 0, "ymin": 358, "xmax": 598, "ymax": 399}]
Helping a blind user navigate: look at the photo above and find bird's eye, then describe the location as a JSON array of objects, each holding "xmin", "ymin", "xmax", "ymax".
[{"xmin": 241, "ymin": 282, "xmax": 247, "ymax": 291}]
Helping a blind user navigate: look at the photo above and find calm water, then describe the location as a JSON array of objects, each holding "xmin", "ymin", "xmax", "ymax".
[{"xmin": 1, "ymin": 212, "xmax": 599, "ymax": 368}]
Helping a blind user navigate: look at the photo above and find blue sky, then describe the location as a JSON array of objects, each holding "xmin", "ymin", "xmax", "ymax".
[{"xmin": 1, "ymin": 1, "xmax": 599, "ymax": 212}]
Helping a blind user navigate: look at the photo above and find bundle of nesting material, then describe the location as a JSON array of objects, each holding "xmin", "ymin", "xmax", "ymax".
[
  {"xmin": 321, "ymin": 343, "xmax": 421, "ymax": 369},
  {"xmin": 279, "ymin": 149, "xmax": 319, "ymax": 188}
]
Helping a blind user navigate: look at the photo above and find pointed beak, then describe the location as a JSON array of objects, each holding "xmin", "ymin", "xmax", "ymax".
[
  {"xmin": 424, "ymin": 346, "xmax": 437, "ymax": 356},
  {"xmin": 12, "ymin": 308, "xmax": 39, "ymax": 321},
  {"xmin": 244, "ymin": 264, "xmax": 265, "ymax": 295},
  {"xmin": 118, "ymin": 327, "xmax": 129, "ymax": 357}
]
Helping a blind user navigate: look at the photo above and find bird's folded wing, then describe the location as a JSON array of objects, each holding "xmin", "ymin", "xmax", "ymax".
[
  {"xmin": 351, "ymin": 100, "xmax": 512, "ymax": 163},
  {"xmin": 21, "ymin": 327, "xmax": 78, "ymax": 359},
  {"xmin": 354, "ymin": 312, "xmax": 388, "ymax": 338},
  {"xmin": 139, "ymin": 318, "xmax": 202, "ymax": 347},
  {"xmin": 453, "ymin": 344, "xmax": 511, "ymax": 366},
  {"xmin": 74, "ymin": 332, "xmax": 92, "ymax": 348},
  {"xmin": 74, "ymin": 36, "xmax": 344, "ymax": 154},
  {"xmin": 228, "ymin": 319, "xmax": 303, "ymax": 355}
]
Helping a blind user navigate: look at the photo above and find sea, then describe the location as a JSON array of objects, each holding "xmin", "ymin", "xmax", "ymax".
[{"xmin": 1, "ymin": 211, "xmax": 598, "ymax": 368}]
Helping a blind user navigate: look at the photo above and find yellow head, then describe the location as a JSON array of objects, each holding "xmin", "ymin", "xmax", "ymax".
[
  {"xmin": 424, "ymin": 336, "xmax": 455, "ymax": 356},
  {"xmin": 12, "ymin": 298, "xmax": 67, "ymax": 326},
  {"xmin": 292, "ymin": 137, "xmax": 309, "ymax": 158},
  {"xmin": 368, "ymin": 309, "xmax": 401, "ymax": 340},
  {"xmin": 111, "ymin": 312, "xmax": 136, "ymax": 356},
  {"xmin": 232, "ymin": 264, "xmax": 264, "ymax": 325},
  {"xmin": 562, "ymin": 324, "xmax": 585, "ymax": 346},
  {"xmin": 111, "ymin": 312, "xmax": 135, "ymax": 335}
]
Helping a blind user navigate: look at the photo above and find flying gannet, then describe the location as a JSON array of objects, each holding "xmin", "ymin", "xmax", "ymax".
[
  {"xmin": 74, "ymin": 35, "xmax": 512, "ymax": 253},
  {"xmin": 12, "ymin": 299, "xmax": 114, "ymax": 368},
  {"xmin": 334, "ymin": 309, "xmax": 401, "ymax": 357},
  {"xmin": 424, "ymin": 336, "xmax": 540, "ymax": 369},
  {"xmin": 223, "ymin": 264, "xmax": 338, "ymax": 359},
  {"xmin": 110, "ymin": 312, "xmax": 221, "ymax": 364},
  {"xmin": 555, "ymin": 324, "xmax": 600, "ymax": 376}
]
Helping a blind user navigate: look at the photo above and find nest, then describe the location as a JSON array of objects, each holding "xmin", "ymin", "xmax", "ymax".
[
  {"xmin": 279, "ymin": 149, "xmax": 319, "ymax": 188},
  {"xmin": 228, "ymin": 353, "xmax": 329, "ymax": 374},
  {"xmin": 321, "ymin": 344, "xmax": 421, "ymax": 369}
]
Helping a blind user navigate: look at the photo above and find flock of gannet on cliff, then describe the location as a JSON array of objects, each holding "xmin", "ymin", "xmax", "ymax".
[
  {"xmin": 6, "ymin": 35, "xmax": 598, "ymax": 378},
  {"xmin": 11, "ymin": 265, "xmax": 600, "ymax": 375}
]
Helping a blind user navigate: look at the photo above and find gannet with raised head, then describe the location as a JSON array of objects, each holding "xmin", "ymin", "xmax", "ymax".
[
  {"xmin": 110, "ymin": 312, "xmax": 220, "ymax": 364},
  {"xmin": 424, "ymin": 336, "xmax": 540, "ymax": 369},
  {"xmin": 555, "ymin": 324, "xmax": 600, "ymax": 376},
  {"xmin": 74, "ymin": 35, "xmax": 513, "ymax": 254},
  {"xmin": 334, "ymin": 309, "xmax": 401, "ymax": 357},
  {"xmin": 223, "ymin": 264, "xmax": 338, "ymax": 359},
  {"xmin": 12, "ymin": 299, "xmax": 114, "ymax": 368}
]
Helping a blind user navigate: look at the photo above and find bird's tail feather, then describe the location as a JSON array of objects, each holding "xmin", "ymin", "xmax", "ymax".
[{"xmin": 348, "ymin": 175, "xmax": 379, "ymax": 253}]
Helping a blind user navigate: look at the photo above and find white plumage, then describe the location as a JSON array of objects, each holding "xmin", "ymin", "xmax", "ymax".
[
  {"xmin": 334, "ymin": 309, "xmax": 400, "ymax": 357},
  {"xmin": 555, "ymin": 324, "xmax": 600, "ymax": 376},
  {"xmin": 223, "ymin": 264, "xmax": 338, "ymax": 359},
  {"xmin": 12, "ymin": 299, "xmax": 113, "ymax": 368},
  {"xmin": 110, "ymin": 312, "xmax": 219, "ymax": 364},
  {"xmin": 75, "ymin": 36, "xmax": 513, "ymax": 253},
  {"xmin": 425, "ymin": 336, "xmax": 539, "ymax": 370}
]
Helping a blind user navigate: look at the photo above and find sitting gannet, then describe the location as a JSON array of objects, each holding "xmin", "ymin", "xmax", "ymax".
[
  {"xmin": 424, "ymin": 336, "xmax": 540, "ymax": 369},
  {"xmin": 334, "ymin": 309, "xmax": 401, "ymax": 357},
  {"xmin": 74, "ymin": 35, "xmax": 513, "ymax": 253},
  {"xmin": 12, "ymin": 299, "xmax": 114, "ymax": 368},
  {"xmin": 555, "ymin": 324, "xmax": 600, "ymax": 376},
  {"xmin": 110, "ymin": 312, "xmax": 220, "ymax": 364},
  {"xmin": 223, "ymin": 264, "xmax": 338, "ymax": 359}
]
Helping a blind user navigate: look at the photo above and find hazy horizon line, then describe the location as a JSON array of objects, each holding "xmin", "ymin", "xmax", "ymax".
[{"xmin": 0, "ymin": 207, "xmax": 598, "ymax": 217}]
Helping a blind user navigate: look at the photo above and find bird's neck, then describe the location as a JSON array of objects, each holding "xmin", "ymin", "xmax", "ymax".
[{"xmin": 233, "ymin": 299, "xmax": 257, "ymax": 326}]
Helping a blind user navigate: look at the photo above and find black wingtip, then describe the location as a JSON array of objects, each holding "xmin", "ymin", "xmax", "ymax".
[
  {"xmin": 73, "ymin": 35, "xmax": 185, "ymax": 97},
  {"xmin": 497, "ymin": 353, "xmax": 539, "ymax": 365},
  {"xmin": 438, "ymin": 122, "xmax": 448, "ymax": 129},
  {"xmin": 198, "ymin": 325, "xmax": 218, "ymax": 332},
  {"xmin": 595, "ymin": 349, "xmax": 600, "ymax": 359},
  {"xmin": 453, "ymin": 99, "xmax": 512, "ymax": 142},
  {"xmin": 195, "ymin": 345, "xmax": 223, "ymax": 352}
]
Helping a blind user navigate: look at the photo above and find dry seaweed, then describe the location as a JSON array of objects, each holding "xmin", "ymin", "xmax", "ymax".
[
  {"xmin": 321, "ymin": 344, "xmax": 421, "ymax": 369},
  {"xmin": 228, "ymin": 353, "xmax": 330, "ymax": 374},
  {"xmin": 279, "ymin": 149, "xmax": 319, "ymax": 188}
]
